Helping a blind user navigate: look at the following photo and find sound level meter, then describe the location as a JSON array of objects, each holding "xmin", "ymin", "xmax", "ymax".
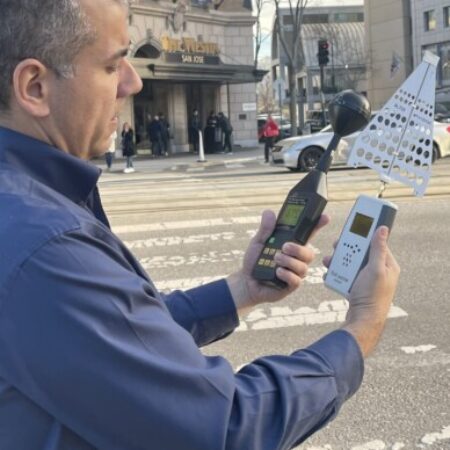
[{"xmin": 252, "ymin": 90, "xmax": 371, "ymax": 289}]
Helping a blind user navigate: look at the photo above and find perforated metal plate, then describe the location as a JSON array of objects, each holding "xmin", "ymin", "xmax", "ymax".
[{"xmin": 348, "ymin": 51, "xmax": 440, "ymax": 196}]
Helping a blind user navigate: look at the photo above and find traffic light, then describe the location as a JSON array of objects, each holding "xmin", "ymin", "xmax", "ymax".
[{"xmin": 318, "ymin": 39, "xmax": 330, "ymax": 66}]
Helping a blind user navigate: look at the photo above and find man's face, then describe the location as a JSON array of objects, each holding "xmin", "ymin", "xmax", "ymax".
[{"xmin": 48, "ymin": 0, "xmax": 142, "ymax": 159}]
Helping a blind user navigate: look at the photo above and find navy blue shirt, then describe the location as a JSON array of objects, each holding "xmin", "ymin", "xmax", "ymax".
[{"xmin": 0, "ymin": 126, "xmax": 364, "ymax": 450}]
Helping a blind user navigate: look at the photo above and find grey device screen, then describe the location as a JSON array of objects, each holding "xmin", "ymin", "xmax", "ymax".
[{"xmin": 349, "ymin": 213, "xmax": 374, "ymax": 238}]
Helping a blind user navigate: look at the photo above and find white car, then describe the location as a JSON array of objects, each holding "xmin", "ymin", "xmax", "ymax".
[{"xmin": 271, "ymin": 120, "xmax": 450, "ymax": 172}]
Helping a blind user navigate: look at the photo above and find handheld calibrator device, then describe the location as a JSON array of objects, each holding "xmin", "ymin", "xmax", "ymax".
[
  {"xmin": 252, "ymin": 90, "xmax": 371, "ymax": 289},
  {"xmin": 324, "ymin": 51, "xmax": 439, "ymax": 298}
]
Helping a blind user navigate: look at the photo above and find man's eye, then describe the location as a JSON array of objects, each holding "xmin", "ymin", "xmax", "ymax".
[{"xmin": 106, "ymin": 65, "xmax": 119, "ymax": 73}]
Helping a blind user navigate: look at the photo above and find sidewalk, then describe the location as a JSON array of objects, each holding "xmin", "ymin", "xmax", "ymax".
[{"xmin": 95, "ymin": 145, "xmax": 265, "ymax": 174}]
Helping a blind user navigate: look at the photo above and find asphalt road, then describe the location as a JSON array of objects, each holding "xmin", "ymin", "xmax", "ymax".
[{"xmin": 98, "ymin": 152, "xmax": 450, "ymax": 450}]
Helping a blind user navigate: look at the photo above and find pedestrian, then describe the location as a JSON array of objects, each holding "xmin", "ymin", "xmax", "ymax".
[
  {"xmin": 0, "ymin": 1, "xmax": 401, "ymax": 449},
  {"xmin": 204, "ymin": 110, "xmax": 219, "ymax": 153},
  {"xmin": 262, "ymin": 114, "xmax": 280, "ymax": 163},
  {"xmin": 189, "ymin": 108, "xmax": 201, "ymax": 153},
  {"xmin": 148, "ymin": 114, "xmax": 163, "ymax": 157},
  {"xmin": 159, "ymin": 112, "xmax": 171, "ymax": 156},
  {"xmin": 217, "ymin": 111, "xmax": 233, "ymax": 154},
  {"xmin": 121, "ymin": 122, "xmax": 135, "ymax": 173},
  {"xmin": 105, "ymin": 130, "xmax": 117, "ymax": 170},
  {"xmin": 145, "ymin": 112, "xmax": 153, "ymax": 153}
]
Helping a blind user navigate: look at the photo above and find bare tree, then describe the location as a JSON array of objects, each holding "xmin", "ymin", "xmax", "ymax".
[
  {"xmin": 273, "ymin": 0, "xmax": 309, "ymax": 136},
  {"xmin": 257, "ymin": 73, "xmax": 277, "ymax": 113},
  {"xmin": 253, "ymin": 0, "xmax": 271, "ymax": 68}
]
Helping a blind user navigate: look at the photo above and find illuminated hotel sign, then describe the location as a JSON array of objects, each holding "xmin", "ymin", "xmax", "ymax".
[{"xmin": 161, "ymin": 36, "xmax": 221, "ymax": 65}]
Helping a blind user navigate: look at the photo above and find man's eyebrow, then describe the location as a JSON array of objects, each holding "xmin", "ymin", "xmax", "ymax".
[{"xmin": 107, "ymin": 47, "xmax": 130, "ymax": 61}]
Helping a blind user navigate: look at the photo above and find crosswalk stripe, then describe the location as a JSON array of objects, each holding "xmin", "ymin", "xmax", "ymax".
[
  {"xmin": 154, "ymin": 266, "xmax": 327, "ymax": 292},
  {"xmin": 237, "ymin": 301, "xmax": 407, "ymax": 332},
  {"xmin": 113, "ymin": 216, "xmax": 261, "ymax": 234},
  {"xmin": 123, "ymin": 231, "xmax": 250, "ymax": 249}
]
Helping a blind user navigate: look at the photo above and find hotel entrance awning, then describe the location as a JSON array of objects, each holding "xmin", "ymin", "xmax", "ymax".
[{"xmin": 130, "ymin": 57, "xmax": 267, "ymax": 84}]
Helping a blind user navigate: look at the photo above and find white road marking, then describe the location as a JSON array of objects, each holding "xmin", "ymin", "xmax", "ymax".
[
  {"xmin": 351, "ymin": 441, "xmax": 385, "ymax": 450},
  {"xmin": 113, "ymin": 216, "xmax": 261, "ymax": 234},
  {"xmin": 421, "ymin": 425, "xmax": 450, "ymax": 445},
  {"xmin": 391, "ymin": 444, "xmax": 405, "ymax": 450},
  {"xmin": 157, "ymin": 275, "xmax": 223, "ymax": 291},
  {"xmin": 225, "ymin": 163, "xmax": 246, "ymax": 168},
  {"xmin": 400, "ymin": 345, "xmax": 436, "ymax": 354},
  {"xmin": 124, "ymin": 230, "xmax": 253, "ymax": 249},
  {"xmin": 306, "ymin": 446, "xmax": 332, "ymax": 450},
  {"xmin": 140, "ymin": 250, "xmax": 244, "ymax": 269},
  {"xmin": 125, "ymin": 231, "xmax": 322, "ymax": 257},
  {"xmin": 237, "ymin": 301, "xmax": 407, "ymax": 332},
  {"xmin": 155, "ymin": 266, "xmax": 327, "ymax": 292}
]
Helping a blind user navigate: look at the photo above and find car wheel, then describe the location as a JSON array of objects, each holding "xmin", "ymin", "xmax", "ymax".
[
  {"xmin": 432, "ymin": 142, "xmax": 440, "ymax": 163},
  {"xmin": 299, "ymin": 146, "xmax": 324, "ymax": 171}
]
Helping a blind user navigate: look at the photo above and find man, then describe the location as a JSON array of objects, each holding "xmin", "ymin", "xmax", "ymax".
[
  {"xmin": 189, "ymin": 108, "xmax": 201, "ymax": 153},
  {"xmin": 0, "ymin": 1, "xmax": 400, "ymax": 449},
  {"xmin": 217, "ymin": 111, "xmax": 234, "ymax": 154},
  {"xmin": 159, "ymin": 112, "xmax": 171, "ymax": 156},
  {"xmin": 148, "ymin": 114, "xmax": 163, "ymax": 157}
]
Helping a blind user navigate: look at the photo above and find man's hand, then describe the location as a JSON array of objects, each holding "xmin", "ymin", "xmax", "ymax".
[
  {"xmin": 227, "ymin": 210, "xmax": 330, "ymax": 316},
  {"xmin": 323, "ymin": 226, "xmax": 400, "ymax": 357}
]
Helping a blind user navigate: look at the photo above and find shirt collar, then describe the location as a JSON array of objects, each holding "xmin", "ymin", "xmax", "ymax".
[{"xmin": 0, "ymin": 126, "xmax": 101, "ymax": 204}]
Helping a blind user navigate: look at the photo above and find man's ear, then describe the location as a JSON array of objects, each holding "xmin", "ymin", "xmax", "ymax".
[{"xmin": 12, "ymin": 59, "xmax": 53, "ymax": 118}]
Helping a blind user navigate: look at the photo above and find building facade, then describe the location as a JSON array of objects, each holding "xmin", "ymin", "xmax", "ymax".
[
  {"xmin": 365, "ymin": 0, "xmax": 450, "ymax": 112},
  {"xmin": 410, "ymin": 0, "xmax": 450, "ymax": 111},
  {"xmin": 271, "ymin": 2, "xmax": 367, "ymax": 124},
  {"xmin": 120, "ymin": 0, "xmax": 264, "ymax": 153}
]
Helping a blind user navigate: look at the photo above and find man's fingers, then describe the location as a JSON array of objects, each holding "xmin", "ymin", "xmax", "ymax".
[
  {"xmin": 254, "ymin": 210, "xmax": 277, "ymax": 244},
  {"xmin": 322, "ymin": 255, "xmax": 332, "ymax": 268},
  {"xmin": 367, "ymin": 226, "xmax": 389, "ymax": 270}
]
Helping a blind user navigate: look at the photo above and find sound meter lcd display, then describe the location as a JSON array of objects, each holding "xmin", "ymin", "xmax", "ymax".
[
  {"xmin": 279, "ymin": 204, "xmax": 305, "ymax": 227},
  {"xmin": 350, "ymin": 213, "xmax": 374, "ymax": 237}
]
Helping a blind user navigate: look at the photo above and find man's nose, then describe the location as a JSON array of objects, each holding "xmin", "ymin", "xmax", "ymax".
[{"xmin": 118, "ymin": 59, "xmax": 143, "ymax": 98}]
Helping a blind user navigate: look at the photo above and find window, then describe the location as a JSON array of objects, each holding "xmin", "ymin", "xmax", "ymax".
[
  {"xmin": 303, "ymin": 14, "xmax": 328, "ymax": 24},
  {"xmin": 273, "ymin": 65, "xmax": 280, "ymax": 81},
  {"xmin": 332, "ymin": 12, "xmax": 364, "ymax": 23},
  {"xmin": 424, "ymin": 10, "xmax": 437, "ymax": 31},
  {"xmin": 440, "ymin": 42, "xmax": 450, "ymax": 86},
  {"xmin": 191, "ymin": 0, "xmax": 209, "ymax": 8},
  {"xmin": 444, "ymin": 6, "xmax": 450, "ymax": 28},
  {"xmin": 423, "ymin": 42, "xmax": 450, "ymax": 87}
]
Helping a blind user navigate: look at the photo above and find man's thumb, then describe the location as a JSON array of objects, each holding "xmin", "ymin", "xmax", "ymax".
[
  {"xmin": 368, "ymin": 226, "xmax": 389, "ymax": 268},
  {"xmin": 255, "ymin": 210, "xmax": 277, "ymax": 244}
]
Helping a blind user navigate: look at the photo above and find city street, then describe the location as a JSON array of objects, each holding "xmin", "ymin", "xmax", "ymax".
[{"xmin": 98, "ymin": 151, "xmax": 450, "ymax": 450}]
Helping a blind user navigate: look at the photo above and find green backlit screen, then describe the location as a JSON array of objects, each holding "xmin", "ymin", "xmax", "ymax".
[
  {"xmin": 279, "ymin": 204, "xmax": 305, "ymax": 227},
  {"xmin": 349, "ymin": 213, "xmax": 374, "ymax": 237}
]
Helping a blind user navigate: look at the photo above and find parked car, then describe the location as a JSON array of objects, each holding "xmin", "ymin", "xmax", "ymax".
[
  {"xmin": 303, "ymin": 110, "xmax": 329, "ymax": 134},
  {"xmin": 435, "ymin": 113, "xmax": 450, "ymax": 123},
  {"xmin": 271, "ymin": 119, "xmax": 450, "ymax": 172},
  {"xmin": 257, "ymin": 115, "xmax": 292, "ymax": 142}
]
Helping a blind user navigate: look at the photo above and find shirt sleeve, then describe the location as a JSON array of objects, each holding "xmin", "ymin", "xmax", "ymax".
[
  {"xmin": 0, "ymin": 231, "xmax": 364, "ymax": 450},
  {"xmin": 160, "ymin": 281, "xmax": 239, "ymax": 347}
]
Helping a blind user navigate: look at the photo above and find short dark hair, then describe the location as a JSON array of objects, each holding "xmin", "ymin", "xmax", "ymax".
[{"xmin": 0, "ymin": 0, "xmax": 128, "ymax": 111}]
